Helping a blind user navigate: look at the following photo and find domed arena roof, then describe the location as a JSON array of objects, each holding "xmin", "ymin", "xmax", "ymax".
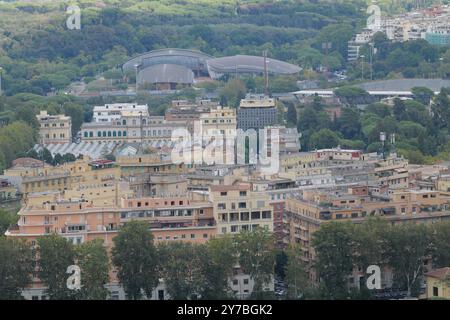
[{"xmin": 137, "ymin": 64, "xmax": 195, "ymax": 85}]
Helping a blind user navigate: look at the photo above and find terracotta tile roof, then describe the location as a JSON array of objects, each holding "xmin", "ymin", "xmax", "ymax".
[
  {"xmin": 210, "ymin": 183, "xmax": 251, "ymax": 192},
  {"xmin": 12, "ymin": 157, "xmax": 45, "ymax": 168},
  {"xmin": 425, "ymin": 267, "xmax": 450, "ymax": 280}
]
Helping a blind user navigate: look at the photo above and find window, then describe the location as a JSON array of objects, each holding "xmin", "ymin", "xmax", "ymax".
[
  {"xmin": 190, "ymin": 234, "xmax": 195, "ymax": 239},
  {"xmin": 433, "ymin": 287, "xmax": 439, "ymax": 296},
  {"xmin": 240, "ymin": 212, "xmax": 249, "ymax": 221},
  {"xmin": 262, "ymin": 211, "xmax": 271, "ymax": 219},
  {"xmin": 243, "ymin": 279, "xmax": 249, "ymax": 285},
  {"xmin": 231, "ymin": 225, "xmax": 238, "ymax": 233},
  {"xmin": 251, "ymin": 211, "xmax": 261, "ymax": 220},
  {"xmin": 239, "ymin": 191, "xmax": 247, "ymax": 196},
  {"xmin": 239, "ymin": 202, "xmax": 246, "ymax": 209},
  {"xmin": 233, "ymin": 279, "xmax": 238, "ymax": 285},
  {"xmin": 220, "ymin": 192, "xmax": 227, "ymax": 196}
]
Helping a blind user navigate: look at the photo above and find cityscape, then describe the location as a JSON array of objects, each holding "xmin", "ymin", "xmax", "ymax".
[{"xmin": 0, "ymin": 0, "xmax": 450, "ymax": 305}]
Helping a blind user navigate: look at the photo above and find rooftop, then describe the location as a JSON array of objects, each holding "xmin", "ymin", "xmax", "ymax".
[{"xmin": 425, "ymin": 267, "xmax": 450, "ymax": 280}]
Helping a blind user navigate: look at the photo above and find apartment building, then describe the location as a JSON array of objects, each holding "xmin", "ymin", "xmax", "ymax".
[
  {"xmin": 200, "ymin": 106, "xmax": 237, "ymax": 141},
  {"xmin": 0, "ymin": 179, "xmax": 19, "ymax": 203},
  {"xmin": 2, "ymin": 156, "xmax": 128, "ymax": 205},
  {"xmin": 36, "ymin": 111, "xmax": 72, "ymax": 144},
  {"xmin": 373, "ymin": 154, "xmax": 409, "ymax": 189},
  {"xmin": 209, "ymin": 182, "xmax": 274, "ymax": 235},
  {"xmin": 92, "ymin": 103, "xmax": 149, "ymax": 123},
  {"xmin": 81, "ymin": 114, "xmax": 180, "ymax": 144},
  {"xmin": 6, "ymin": 193, "xmax": 215, "ymax": 300},
  {"xmin": 116, "ymin": 153, "xmax": 190, "ymax": 177},
  {"xmin": 250, "ymin": 178, "xmax": 298, "ymax": 248},
  {"xmin": 284, "ymin": 186, "xmax": 450, "ymax": 262},
  {"xmin": 125, "ymin": 173, "xmax": 188, "ymax": 198},
  {"xmin": 237, "ymin": 95, "xmax": 277, "ymax": 131}
]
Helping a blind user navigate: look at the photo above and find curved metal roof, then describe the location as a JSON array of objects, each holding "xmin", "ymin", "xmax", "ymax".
[
  {"xmin": 137, "ymin": 64, "xmax": 194, "ymax": 85},
  {"xmin": 123, "ymin": 48, "xmax": 213, "ymax": 72},
  {"xmin": 207, "ymin": 55, "xmax": 301, "ymax": 79}
]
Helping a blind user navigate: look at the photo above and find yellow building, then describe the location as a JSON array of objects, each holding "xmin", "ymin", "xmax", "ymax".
[
  {"xmin": 116, "ymin": 154, "xmax": 190, "ymax": 177},
  {"xmin": 199, "ymin": 106, "xmax": 237, "ymax": 165},
  {"xmin": 436, "ymin": 173, "xmax": 450, "ymax": 193},
  {"xmin": 425, "ymin": 268, "xmax": 450, "ymax": 299},
  {"xmin": 36, "ymin": 111, "xmax": 72, "ymax": 144},
  {"xmin": 209, "ymin": 182, "xmax": 273, "ymax": 235},
  {"xmin": 3, "ymin": 156, "xmax": 127, "ymax": 204}
]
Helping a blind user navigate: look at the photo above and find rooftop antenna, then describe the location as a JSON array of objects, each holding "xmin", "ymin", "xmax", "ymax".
[
  {"xmin": 390, "ymin": 133, "xmax": 396, "ymax": 155},
  {"xmin": 263, "ymin": 50, "xmax": 269, "ymax": 96},
  {"xmin": 380, "ymin": 132, "xmax": 386, "ymax": 160}
]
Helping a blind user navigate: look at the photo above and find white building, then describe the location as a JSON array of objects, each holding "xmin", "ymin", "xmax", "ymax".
[{"xmin": 92, "ymin": 103, "xmax": 149, "ymax": 123}]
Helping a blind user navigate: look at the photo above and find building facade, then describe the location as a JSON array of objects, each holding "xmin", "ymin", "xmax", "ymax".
[{"xmin": 37, "ymin": 111, "xmax": 72, "ymax": 144}]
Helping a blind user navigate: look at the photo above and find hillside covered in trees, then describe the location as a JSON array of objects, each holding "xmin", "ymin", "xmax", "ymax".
[{"xmin": 0, "ymin": 0, "xmax": 449, "ymax": 170}]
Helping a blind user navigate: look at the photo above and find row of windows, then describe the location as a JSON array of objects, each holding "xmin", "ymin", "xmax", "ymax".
[
  {"xmin": 222, "ymin": 224, "xmax": 269, "ymax": 233},
  {"xmin": 121, "ymin": 209, "xmax": 194, "ymax": 219},
  {"xmin": 42, "ymin": 123, "xmax": 66, "ymax": 127},
  {"xmin": 203, "ymin": 119, "xmax": 234, "ymax": 124},
  {"xmin": 156, "ymin": 233, "xmax": 209, "ymax": 241},
  {"xmin": 220, "ymin": 211, "xmax": 272, "ymax": 222},
  {"xmin": 220, "ymin": 191, "xmax": 247, "ymax": 197},
  {"xmin": 44, "ymin": 133, "xmax": 66, "ymax": 139},
  {"xmin": 83, "ymin": 129, "xmax": 173, "ymax": 138}
]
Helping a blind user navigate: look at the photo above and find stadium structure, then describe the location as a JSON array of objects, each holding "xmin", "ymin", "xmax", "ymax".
[
  {"xmin": 122, "ymin": 49, "xmax": 301, "ymax": 90},
  {"xmin": 206, "ymin": 55, "xmax": 302, "ymax": 80}
]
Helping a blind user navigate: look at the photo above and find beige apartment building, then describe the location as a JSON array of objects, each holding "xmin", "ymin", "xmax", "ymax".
[
  {"xmin": 209, "ymin": 182, "xmax": 274, "ymax": 235},
  {"xmin": 2, "ymin": 157, "xmax": 125, "ymax": 201},
  {"xmin": 6, "ymin": 193, "xmax": 216, "ymax": 300},
  {"xmin": 284, "ymin": 187, "xmax": 450, "ymax": 262},
  {"xmin": 37, "ymin": 111, "xmax": 72, "ymax": 144},
  {"xmin": 116, "ymin": 153, "xmax": 190, "ymax": 177}
]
